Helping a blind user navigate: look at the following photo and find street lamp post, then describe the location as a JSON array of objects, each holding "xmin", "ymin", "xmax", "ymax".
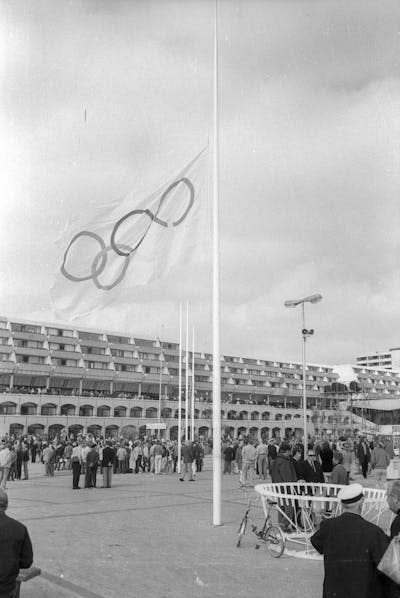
[{"xmin": 284, "ymin": 293, "xmax": 323, "ymax": 458}]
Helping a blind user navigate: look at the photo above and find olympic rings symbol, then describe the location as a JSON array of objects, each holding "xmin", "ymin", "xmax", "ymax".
[{"xmin": 60, "ymin": 177, "xmax": 195, "ymax": 291}]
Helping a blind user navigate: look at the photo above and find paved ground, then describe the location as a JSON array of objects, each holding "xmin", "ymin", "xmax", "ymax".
[{"xmin": 4, "ymin": 460, "xmax": 392, "ymax": 598}]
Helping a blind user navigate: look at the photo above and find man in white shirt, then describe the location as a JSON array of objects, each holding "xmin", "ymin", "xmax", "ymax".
[{"xmin": 0, "ymin": 442, "xmax": 12, "ymax": 490}]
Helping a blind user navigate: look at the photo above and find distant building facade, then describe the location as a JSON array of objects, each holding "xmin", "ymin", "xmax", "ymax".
[
  {"xmin": 0, "ymin": 316, "xmax": 398, "ymax": 439},
  {"xmin": 356, "ymin": 348, "xmax": 400, "ymax": 371}
]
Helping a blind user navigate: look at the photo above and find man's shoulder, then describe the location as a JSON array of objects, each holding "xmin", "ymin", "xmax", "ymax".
[{"xmin": 1, "ymin": 513, "xmax": 28, "ymax": 534}]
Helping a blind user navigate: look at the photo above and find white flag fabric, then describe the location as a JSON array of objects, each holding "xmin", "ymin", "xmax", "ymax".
[{"xmin": 51, "ymin": 147, "xmax": 209, "ymax": 317}]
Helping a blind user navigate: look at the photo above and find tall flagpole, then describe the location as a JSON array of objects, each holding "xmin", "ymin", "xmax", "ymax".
[
  {"xmin": 178, "ymin": 303, "xmax": 182, "ymax": 474},
  {"xmin": 191, "ymin": 323, "xmax": 195, "ymax": 441},
  {"xmin": 185, "ymin": 300, "xmax": 189, "ymax": 440},
  {"xmin": 212, "ymin": 0, "xmax": 222, "ymax": 526}
]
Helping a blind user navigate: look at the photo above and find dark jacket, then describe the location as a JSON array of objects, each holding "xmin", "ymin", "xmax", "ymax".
[
  {"xmin": 292, "ymin": 457, "xmax": 306, "ymax": 481},
  {"xmin": 0, "ymin": 511, "xmax": 33, "ymax": 595},
  {"xmin": 390, "ymin": 511, "xmax": 400, "ymax": 539},
  {"xmin": 270, "ymin": 453, "xmax": 297, "ymax": 483},
  {"xmin": 303, "ymin": 458, "xmax": 325, "ymax": 483},
  {"xmin": 101, "ymin": 446, "xmax": 115, "ymax": 467},
  {"xmin": 311, "ymin": 512, "xmax": 390, "ymax": 598},
  {"xmin": 86, "ymin": 448, "xmax": 99, "ymax": 469},
  {"xmin": 181, "ymin": 445, "xmax": 194, "ymax": 464},
  {"xmin": 357, "ymin": 441, "xmax": 371, "ymax": 463}
]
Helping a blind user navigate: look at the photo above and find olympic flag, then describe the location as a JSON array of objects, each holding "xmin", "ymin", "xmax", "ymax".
[{"xmin": 51, "ymin": 147, "xmax": 209, "ymax": 317}]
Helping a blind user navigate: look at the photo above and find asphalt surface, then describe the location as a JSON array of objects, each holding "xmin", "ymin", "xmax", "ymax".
[{"xmin": 5, "ymin": 459, "xmax": 391, "ymax": 598}]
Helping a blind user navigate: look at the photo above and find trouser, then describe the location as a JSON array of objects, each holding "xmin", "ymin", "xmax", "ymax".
[
  {"xmin": 180, "ymin": 461, "xmax": 193, "ymax": 480},
  {"xmin": 0, "ymin": 467, "xmax": 10, "ymax": 489},
  {"xmin": 154, "ymin": 455, "xmax": 162, "ymax": 474},
  {"xmin": 86, "ymin": 466, "xmax": 97, "ymax": 487},
  {"xmin": 241, "ymin": 461, "xmax": 255, "ymax": 485},
  {"xmin": 278, "ymin": 504, "xmax": 295, "ymax": 530},
  {"xmin": 72, "ymin": 461, "xmax": 81, "ymax": 489},
  {"xmin": 371, "ymin": 468, "xmax": 386, "ymax": 487},
  {"xmin": 257, "ymin": 455, "xmax": 268, "ymax": 479},
  {"xmin": 16, "ymin": 460, "xmax": 22, "ymax": 480},
  {"xmin": 118, "ymin": 460, "xmax": 125, "ymax": 473},
  {"xmin": 360, "ymin": 458, "xmax": 368, "ymax": 479},
  {"xmin": 23, "ymin": 461, "xmax": 28, "ymax": 479},
  {"xmin": 31, "ymin": 448, "xmax": 37, "ymax": 462},
  {"xmin": 103, "ymin": 466, "xmax": 112, "ymax": 488},
  {"xmin": 223, "ymin": 460, "xmax": 232, "ymax": 474}
]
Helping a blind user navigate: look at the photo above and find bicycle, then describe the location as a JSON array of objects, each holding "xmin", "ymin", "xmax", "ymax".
[{"xmin": 236, "ymin": 497, "xmax": 286, "ymax": 557}]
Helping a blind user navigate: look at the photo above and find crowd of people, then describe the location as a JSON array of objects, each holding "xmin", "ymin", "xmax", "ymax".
[
  {"xmin": 221, "ymin": 433, "xmax": 395, "ymax": 491},
  {"xmin": 0, "ymin": 433, "xmax": 210, "ymax": 491}
]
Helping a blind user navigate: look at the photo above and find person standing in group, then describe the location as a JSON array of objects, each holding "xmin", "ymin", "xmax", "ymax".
[
  {"xmin": 71, "ymin": 441, "xmax": 83, "ymax": 490},
  {"xmin": 0, "ymin": 443, "xmax": 12, "ymax": 491},
  {"xmin": 255, "ymin": 438, "xmax": 268, "ymax": 480},
  {"xmin": 240, "ymin": 439, "xmax": 256, "ymax": 487},
  {"xmin": 341, "ymin": 440, "xmax": 354, "ymax": 484},
  {"xmin": 319, "ymin": 440, "xmax": 334, "ymax": 483},
  {"xmin": 0, "ymin": 488, "xmax": 33, "ymax": 598},
  {"xmin": 357, "ymin": 435, "xmax": 371, "ymax": 479},
  {"xmin": 223, "ymin": 441, "xmax": 235, "ymax": 475},
  {"xmin": 370, "ymin": 441, "xmax": 391, "ymax": 488},
  {"xmin": 21, "ymin": 442, "xmax": 29, "ymax": 480},
  {"xmin": 270, "ymin": 441, "xmax": 297, "ymax": 533},
  {"xmin": 311, "ymin": 483, "xmax": 392, "ymax": 598},
  {"xmin": 85, "ymin": 443, "xmax": 99, "ymax": 488},
  {"xmin": 267, "ymin": 438, "xmax": 277, "ymax": 477},
  {"xmin": 330, "ymin": 451, "xmax": 348, "ymax": 486},
  {"xmin": 153, "ymin": 441, "xmax": 163, "ymax": 475},
  {"xmin": 101, "ymin": 441, "xmax": 114, "ymax": 488},
  {"xmin": 179, "ymin": 441, "xmax": 194, "ymax": 482}
]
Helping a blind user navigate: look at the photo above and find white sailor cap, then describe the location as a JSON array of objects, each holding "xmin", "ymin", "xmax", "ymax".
[{"xmin": 338, "ymin": 483, "xmax": 364, "ymax": 504}]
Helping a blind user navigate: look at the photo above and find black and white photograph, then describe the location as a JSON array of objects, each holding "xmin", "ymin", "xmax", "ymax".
[{"xmin": 0, "ymin": 1, "xmax": 400, "ymax": 597}]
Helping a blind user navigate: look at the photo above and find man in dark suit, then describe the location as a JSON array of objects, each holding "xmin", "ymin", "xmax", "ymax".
[
  {"xmin": 357, "ymin": 435, "xmax": 371, "ymax": 479},
  {"xmin": 0, "ymin": 488, "xmax": 33, "ymax": 598},
  {"xmin": 85, "ymin": 443, "xmax": 99, "ymax": 488},
  {"xmin": 303, "ymin": 446, "xmax": 325, "ymax": 483},
  {"xmin": 311, "ymin": 483, "xmax": 391, "ymax": 598},
  {"xmin": 101, "ymin": 441, "xmax": 115, "ymax": 488}
]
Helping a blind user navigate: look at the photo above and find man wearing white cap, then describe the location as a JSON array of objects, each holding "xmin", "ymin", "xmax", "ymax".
[{"xmin": 310, "ymin": 483, "xmax": 392, "ymax": 598}]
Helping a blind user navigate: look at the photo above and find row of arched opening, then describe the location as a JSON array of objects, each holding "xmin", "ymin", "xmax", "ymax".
[{"xmin": 0, "ymin": 401, "xmax": 310, "ymax": 421}]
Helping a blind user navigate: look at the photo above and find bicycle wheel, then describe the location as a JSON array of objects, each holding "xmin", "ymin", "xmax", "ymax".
[
  {"xmin": 237, "ymin": 517, "xmax": 247, "ymax": 547},
  {"xmin": 265, "ymin": 525, "xmax": 285, "ymax": 558}
]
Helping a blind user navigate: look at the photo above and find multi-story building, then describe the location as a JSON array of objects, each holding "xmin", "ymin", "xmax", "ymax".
[
  {"xmin": 356, "ymin": 348, "xmax": 400, "ymax": 371},
  {"xmin": 0, "ymin": 316, "xmax": 396, "ymax": 440}
]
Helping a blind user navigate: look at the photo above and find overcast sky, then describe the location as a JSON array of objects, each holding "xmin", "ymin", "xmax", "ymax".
[{"xmin": 1, "ymin": 0, "xmax": 400, "ymax": 366}]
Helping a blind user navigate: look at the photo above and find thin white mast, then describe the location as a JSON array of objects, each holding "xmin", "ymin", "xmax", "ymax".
[
  {"xmin": 178, "ymin": 303, "xmax": 182, "ymax": 473},
  {"xmin": 185, "ymin": 300, "xmax": 189, "ymax": 440},
  {"xmin": 191, "ymin": 323, "xmax": 195, "ymax": 441},
  {"xmin": 212, "ymin": 0, "xmax": 222, "ymax": 526}
]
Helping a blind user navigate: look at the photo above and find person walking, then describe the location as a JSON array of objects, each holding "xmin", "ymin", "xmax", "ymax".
[
  {"xmin": 311, "ymin": 484, "xmax": 392, "ymax": 598},
  {"xmin": 357, "ymin": 435, "xmax": 371, "ymax": 479}
]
